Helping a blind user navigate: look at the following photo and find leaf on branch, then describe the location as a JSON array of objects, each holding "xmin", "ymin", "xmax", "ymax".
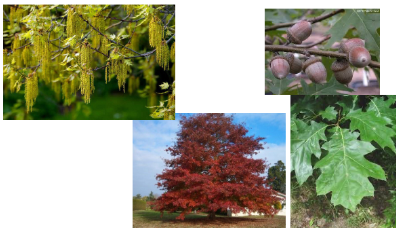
[
  {"xmin": 159, "ymin": 82, "xmax": 169, "ymax": 90},
  {"xmin": 291, "ymin": 120, "xmax": 328, "ymax": 185},
  {"xmin": 346, "ymin": 109, "xmax": 396, "ymax": 152},
  {"xmin": 315, "ymin": 127, "xmax": 386, "ymax": 211}
]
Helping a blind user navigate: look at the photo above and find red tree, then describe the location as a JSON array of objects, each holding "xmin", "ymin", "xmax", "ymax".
[{"xmin": 154, "ymin": 114, "xmax": 278, "ymax": 220}]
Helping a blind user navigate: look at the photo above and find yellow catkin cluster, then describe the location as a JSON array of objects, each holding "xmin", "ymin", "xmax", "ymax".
[
  {"xmin": 66, "ymin": 6, "xmax": 84, "ymax": 39},
  {"xmin": 156, "ymin": 40, "xmax": 169, "ymax": 70},
  {"xmin": 9, "ymin": 70, "xmax": 17, "ymax": 93},
  {"xmin": 25, "ymin": 73, "xmax": 38, "ymax": 112},
  {"xmin": 22, "ymin": 46, "xmax": 31, "ymax": 66},
  {"xmin": 33, "ymin": 35, "xmax": 51, "ymax": 83},
  {"xmin": 130, "ymin": 32, "xmax": 140, "ymax": 54},
  {"xmin": 170, "ymin": 42, "xmax": 175, "ymax": 62},
  {"xmin": 62, "ymin": 77, "xmax": 79, "ymax": 106},
  {"xmin": 100, "ymin": 36, "xmax": 108, "ymax": 57},
  {"xmin": 123, "ymin": 5, "xmax": 136, "ymax": 15},
  {"xmin": 128, "ymin": 76, "xmax": 140, "ymax": 94},
  {"xmin": 80, "ymin": 41, "xmax": 94, "ymax": 103},
  {"xmin": 9, "ymin": 7, "xmax": 16, "ymax": 28},
  {"xmin": 164, "ymin": 82, "xmax": 175, "ymax": 120},
  {"xmin": 41, "ymin": 39, "xmax": 51, "ymax": 83},
  {"xmin": 12, "ymin": 34, "xmax": 23, "ymax": 68},
  {"xmin": 4, "ymin": 49, "xmax": 9, "ymax": 65},
  {"xmin": 110, "ymin": 59, "xmax": 128, "ymax": 92},
  {"xmin": 171, "ymin": 62, "xmax": 175, "ymax": 78},
  {"xmin": 149, "ymin": 16, "xmax": 164, "ymax": 48},
  {"xmin": 91, "ymin": 13, "xmax": 105, "ymax": 49}
]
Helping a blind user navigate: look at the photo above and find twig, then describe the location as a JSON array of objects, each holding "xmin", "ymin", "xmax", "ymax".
[
  {"xmin": 124, "ymin": 34, "xmax": 175, "ymax": 59},
  {"xmin": 265, "ymin": 45, "xmax": 380, "ymax": 68},
  {"xmin": 88, "ymin": 46, "xmax": 109, "ymax": 58},
  {"xmin": 76, "ymin": 11, "xmax": 141, "ymax": 55},
  {"xmin": 265, "ymin": 9, "xmax": 345, "ymax": 31},
  {"xmin": 3, "ymin": 10, "xmax": 10, "ymax": 21}
]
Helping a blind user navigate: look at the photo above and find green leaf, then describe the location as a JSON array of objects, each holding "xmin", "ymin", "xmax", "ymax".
[
  {"xmin": 319, "ymin": 106, "xmax": 338, "ymax": 121},
  {"xmin": 315, "ymin": 127, "xmax": 386, "ymax": 211},
  {"xmin": 291, "ymin": 121, "xmax": 328, "ymax": 185},
  {"xmin": 265, "ymin": 69, "xmax": 294, "ymax": 95},
  {"xmin": 300, "ymin": 77, "xmax": 354, "ymax": 95},
  {"xmin": 325, "ymin": 9, "xmax": 380, "ymax": 61},
  {"xmin": 346, "ymin": 109, "xmax": 396, "ymax": 152},
  {"xmin": 159, "ymin": 82, "xmax": 169, "ymax": 90},
  {"xmin": 367, "ymin": 96, "xmax": 396, "ymax": 125}
]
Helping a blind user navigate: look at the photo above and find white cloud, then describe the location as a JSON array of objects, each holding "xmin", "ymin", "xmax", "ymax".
[{"xmin": 254, "ymin": 143, "xmax": 286, "ymax": 166}]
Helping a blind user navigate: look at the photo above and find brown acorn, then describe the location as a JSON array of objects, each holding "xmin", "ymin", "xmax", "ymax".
[
  {"xmin": 349, "ymin": 46, "xmax": 371, "ymax": 68},
  {"xmin": 287, "ymin": 21, "xmax": 312, "ymax": 44},
  {"xmin": 331, "ymin": 59, "xmax": 353, "ymax": 85},
  {"xmin": 339, "ymin": 38, "xmax": 365, "ymax": 53},
  {"xmin": 303, "ymin": 57, "xmax": 327, "ymax": 84},
  {"xmin": 285, "ymin": 53, "xmax": 302, "ymax": 74},
  {"xmin": 270, "ymin": 56, "xmax": 290, "ymax": 79}
]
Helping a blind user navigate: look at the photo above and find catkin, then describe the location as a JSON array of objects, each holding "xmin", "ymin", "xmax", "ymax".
[
  {"xmin": 149, "ymin": 16, "xmax": 164, "ymax": 48},
  {"xmin": 67, "ymin": 6, "xmax": 84, "ymax": 39},
  {"xmin": 80, "ymin": 40, "xmax": 94, "ymax": 103},
  {"xmin": 156, "ymin": 40, "xmax": 169, "ymax": 70},
  {"xmin": 25, "ymin": 73, "xmax": 38, "ymax": 112},
  {"xmin": 12, "ymin": 34, "xmax": 23, "ymax": 68},
  {"xmin": 92, "ymin": 13, "xmax": 105, "ymax": 49},
  {"xmin": 22, "ymin": 46, "xmax": 31, "ymax": 66},
  {"xmin": 170, "ymin": 42, "xmax": 175, "ymax": 62}
]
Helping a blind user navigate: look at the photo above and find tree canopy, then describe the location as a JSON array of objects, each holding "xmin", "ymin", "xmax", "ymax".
[
  {"xmin": 154, "ymin": 113, "xmax": 279, "ymax": 220},
  {"xmin": 267, "ymin": 160, "xmax": 286, "ymax": 194},
  {"xmin": 3, "ymin": 5, "xmax": 175, "ymax": 120}
]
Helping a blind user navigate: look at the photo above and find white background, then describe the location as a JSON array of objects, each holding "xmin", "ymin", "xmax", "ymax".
[{"xmin": 1, "ymin": 1, "xmax": 393, "ymax": 228}]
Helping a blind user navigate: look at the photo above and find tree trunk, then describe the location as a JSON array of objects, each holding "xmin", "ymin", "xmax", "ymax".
[{"xmin": 208, "ymin": 211, "xmax": 216, "ymax": 219}]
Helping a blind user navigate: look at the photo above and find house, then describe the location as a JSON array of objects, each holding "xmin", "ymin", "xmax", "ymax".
[{"xmin": 227, "ymin": 190, "xmax": 286, "ymax": 217}]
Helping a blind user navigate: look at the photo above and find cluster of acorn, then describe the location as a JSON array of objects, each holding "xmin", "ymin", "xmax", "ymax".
[{"xmin": 269, "ymin": 20, "xmax": 371, "ymax": 85}]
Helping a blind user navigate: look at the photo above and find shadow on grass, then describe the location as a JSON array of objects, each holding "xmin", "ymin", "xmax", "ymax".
[{"xmin": 133, "ymin": 210, "xmax": 286, "ymax": 228}]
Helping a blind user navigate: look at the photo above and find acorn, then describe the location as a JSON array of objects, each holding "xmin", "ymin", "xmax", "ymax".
[
  {"xmin": 287, "ymin": 21, "xmax": 312, "ymax": 44},
  {"xmin": 349, "ymin": 46, "xmax": 371, "ymax": 68},
  {"xmin": 339, "ymin": 38, "xmax": 365, "ymax": 53},
  {"xmin": 270, "ymin": 56, "xmax": 290, "ymax": 79},
  {"xmin": 339, "ymin": 38, "xmax": 371, "ymax": 68},
  {"xmin": 285, "ymin": 53, "xmax": 302, "ymax": 74},
  {"xmin": 331, "ymin": 59, "xmax": 353, "ymax": 85},
  {"xmin": 303, "ymin": 57, "xmax": 327, "ymax": 84}
]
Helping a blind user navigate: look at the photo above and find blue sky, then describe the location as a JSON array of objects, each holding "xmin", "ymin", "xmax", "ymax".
[{"xmin": 133, "ymin": 113, "xmax": 286, "ymax": 196}]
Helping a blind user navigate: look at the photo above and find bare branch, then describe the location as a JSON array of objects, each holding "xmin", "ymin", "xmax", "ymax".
[
  {"xmin": 265, "ymin": 44, "xmax": 380, "ymax": 68},
  {"xmin": 265, "ymin": 9, "xmax": 345, "ymax": 31}
]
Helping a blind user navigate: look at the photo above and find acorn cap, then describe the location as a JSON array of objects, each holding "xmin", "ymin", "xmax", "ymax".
[
  {"xmin": 339, "ymin": 38, "xmax": 365, "ymax": 53},
  {"xmin": 270, "ymin": 55, "xmax": 288, "ymax": 67},
  {"xmin": 287, "ymin": 28, "xmax": 301, "ymax": 44},
  {"xmin": 331, "ymin": 59, "xmax": 350, "ymax": 72},
  {"xmin": 302, "ymin": 57, "xmax": 321, "ymax": 71},
  {"xmin": 285, "ymin": 53, "xmax": 295, "ymax": 66}
]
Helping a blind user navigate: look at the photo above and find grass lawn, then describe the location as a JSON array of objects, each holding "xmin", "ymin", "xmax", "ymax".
[{"xmin": 133, "ymin": 210, "xmax": 286, "ymax": 228}]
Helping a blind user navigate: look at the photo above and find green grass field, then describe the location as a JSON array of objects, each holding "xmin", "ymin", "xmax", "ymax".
[{"xmin": 133, "ymin": 210, "xmax": 286, "ymax": 228}]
